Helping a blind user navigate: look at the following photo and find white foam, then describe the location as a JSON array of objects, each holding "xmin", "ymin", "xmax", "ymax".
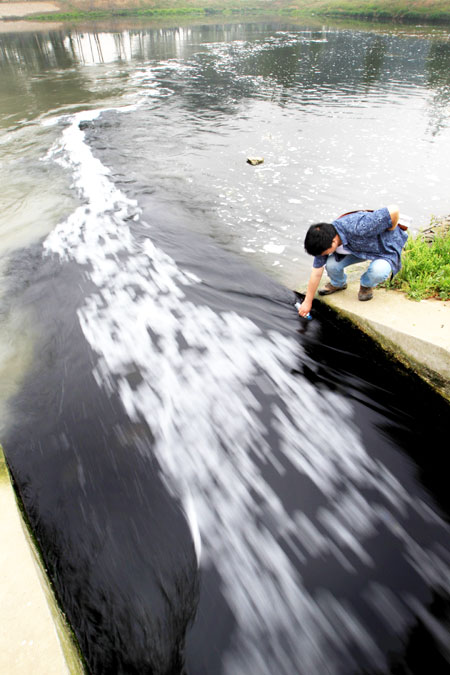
[{"xmin": 263, "ymin": 243, "xmax": 285, "ymax": 254}]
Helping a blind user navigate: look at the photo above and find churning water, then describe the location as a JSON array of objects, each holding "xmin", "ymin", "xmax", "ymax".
[{"xmin": 1, "ymin": 18, "xmax": 450, "ymax": 674}]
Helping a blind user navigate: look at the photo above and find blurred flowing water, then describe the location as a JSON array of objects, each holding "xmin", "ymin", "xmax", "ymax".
[{"xmin": 1, "ymin": 18, "xmax": 450, "ymax": 675}]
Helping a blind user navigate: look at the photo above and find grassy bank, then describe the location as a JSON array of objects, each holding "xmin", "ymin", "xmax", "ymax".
[
  {"xmin": 386, "ymin": 221, "xmax": 450, "ymax": 301},
  {"xmin": 32, "ymin": 6, "xmax": 216, "ymax": 20},
  {"xmin": 300, "ymin": 0, "xmax": 450, "ymax": 22},
  {"xmin": 26, "ymin": 0, "xmax": 450, "ymax": 24}
]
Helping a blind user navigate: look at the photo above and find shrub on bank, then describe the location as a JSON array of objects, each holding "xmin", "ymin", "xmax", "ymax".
[{"xmin": 386, "ymin": 222, "xmax": 450, "ymax": 300}]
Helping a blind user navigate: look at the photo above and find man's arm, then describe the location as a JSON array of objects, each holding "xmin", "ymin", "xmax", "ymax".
[
  {"xmin": 352, "ymin": 206, "xmax": 401, "ymax": 237},
  {"xmin": 387, "ymin": 204, "xmax": 400, "ymax": 231},
  {"xmin": 298, "ymin": 266, "xmax": 324, "ymax": 316}
]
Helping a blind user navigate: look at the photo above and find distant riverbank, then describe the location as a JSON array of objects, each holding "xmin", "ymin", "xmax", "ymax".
[{"xmin": 2, "ymin": 0, "xmax": 450, "ymax": 24}]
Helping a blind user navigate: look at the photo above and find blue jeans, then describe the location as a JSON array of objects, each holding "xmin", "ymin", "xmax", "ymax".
[{"xmin": 326, "ymin": 254, "xmax": 392, "ymax": 288}]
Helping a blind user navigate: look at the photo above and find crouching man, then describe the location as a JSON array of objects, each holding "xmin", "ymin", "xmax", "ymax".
[{"xmin": 297, "ymin": 205, "xmax": 408, "ymax": 317}]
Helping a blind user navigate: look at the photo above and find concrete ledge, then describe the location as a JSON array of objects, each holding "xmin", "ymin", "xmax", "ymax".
[
  {"xmin": 317, "ymin": 280, "xmax": 450, "ymax": 401},
  {"xmin": 0, "ymin": 446, "xmax": 84, "ymax": 674}
]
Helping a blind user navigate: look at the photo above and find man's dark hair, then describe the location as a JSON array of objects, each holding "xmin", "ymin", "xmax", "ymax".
[{"xmin": 304, "ymin": 222, "xmax": 336, "ymax": 256}]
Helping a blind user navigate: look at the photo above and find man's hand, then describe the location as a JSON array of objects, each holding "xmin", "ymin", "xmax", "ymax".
[
  {"xmin": 299, "ymin": 266, "xmax": 324, "ymax": 316},
  {"xmin": 298, "ymin": 300, "xmax": 312, "ymax": 317}
]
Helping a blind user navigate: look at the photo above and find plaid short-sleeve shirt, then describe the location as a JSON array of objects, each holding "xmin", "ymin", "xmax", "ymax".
[{"xmin": 313, "ymin": 208, "xmax": 408, "ymax": 275}]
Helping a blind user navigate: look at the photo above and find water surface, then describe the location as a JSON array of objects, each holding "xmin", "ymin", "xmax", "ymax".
[
  {"xmin": 1, "ymin": 20, "xmax": 449, "ymax": 283},
  {"xmin": 1, "ymin": 18, "xmax": 450, "ymax": 675}
]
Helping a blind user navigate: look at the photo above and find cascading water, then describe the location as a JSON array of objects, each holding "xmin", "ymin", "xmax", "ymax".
[
  {"xmin": 1, "ymin": 23, "xmax": 450, "ymax": 675},
  {"xmin": 3, "ymin": 107, "xmax": 449, "ymax": 674}
]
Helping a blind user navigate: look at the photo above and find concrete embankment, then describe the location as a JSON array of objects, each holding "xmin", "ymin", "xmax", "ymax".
[
  {"xmin": 316, "ymin": 277, "xmax": 450, "ymax": 402},
  {"xmin": 0, "ymin": 446, "xmax": 84, "ymax": 674}
]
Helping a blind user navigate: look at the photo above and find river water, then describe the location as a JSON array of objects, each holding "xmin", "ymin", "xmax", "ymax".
[{"xmin": 1, "ymin": 17, "xmax": 450, "ymax": 675}]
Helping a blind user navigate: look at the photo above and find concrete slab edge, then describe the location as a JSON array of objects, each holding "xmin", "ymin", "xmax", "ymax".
[
  {"xmin": 1, "ymin": 444, "xmax": 86, "ymax": 674},
  {"xmin": 325, "ymin": 303, "xmax": 450, "ymax": 402},
  {"xmin": 22, "ymin": 525, "xmax": 86, "ymax": 675}
]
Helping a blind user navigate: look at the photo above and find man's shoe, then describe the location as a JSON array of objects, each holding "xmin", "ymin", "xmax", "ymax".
[
  {"xmin": 319, "ymin": 283, "xmax": 347, "ymax": 296},
  {"xmin": 358, "ymin": 285, "xmax": 373, "ymax": 301}
]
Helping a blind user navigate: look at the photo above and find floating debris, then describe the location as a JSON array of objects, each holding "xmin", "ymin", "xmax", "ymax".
[
  {"xmin": 247, "ymin": 157, "xmax": 264, "ymax": 166},
  {"xmin": 79, "ymin": 120, "xmax": 94, "ymax": 131}
]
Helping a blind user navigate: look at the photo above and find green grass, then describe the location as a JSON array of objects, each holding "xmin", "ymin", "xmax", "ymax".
[
  {"xmin": 25, "ymin": 1, "xmax": 450, "ymax": 24},
  {"xmin": 32, "ymin": 7, "xmax": 208, "ymax": 20},
  {"xmin": 385, "ymin": 225, "xmax": 450, "ymax": 301},
  {"xmin": 31, "ymin": 5, "xmax": 268, "ymax": 21},
  {"xmin": 303, "ymin": 1, "xmax": 450, "ymax": 23}
]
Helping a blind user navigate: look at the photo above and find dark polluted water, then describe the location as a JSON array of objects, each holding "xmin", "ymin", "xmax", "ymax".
[{"xmin": 2, "ymin": 107, "xmax": 450, "ymax": 675}]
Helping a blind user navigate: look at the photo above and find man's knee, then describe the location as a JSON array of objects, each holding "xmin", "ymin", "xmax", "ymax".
[
  {"xmin": 363, "ymin": 259, "xmax": 392, "ymax": 287},
  {"xmin": 371, "ymin": 259, "xmax": 392, "ymax": 281},
  {"xmin": 325, "ymin": 253, "xmax": 339, "ymax": 275}
]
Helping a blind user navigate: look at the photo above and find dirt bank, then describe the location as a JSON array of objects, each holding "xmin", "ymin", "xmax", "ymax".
[{"xmin": 0, "ymin": 2, "xmax": 60, "ymax": 18}]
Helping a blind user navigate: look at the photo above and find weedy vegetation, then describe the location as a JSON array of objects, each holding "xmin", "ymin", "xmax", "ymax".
[{"xmin": 385, "ymin": 222, "xmax": 450, "ymax": 301}]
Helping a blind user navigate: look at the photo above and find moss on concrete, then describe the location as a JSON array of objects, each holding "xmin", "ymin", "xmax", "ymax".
[
  {"xmin": 0, "ymin": 442, "xmax": 86, "ymax": 674},
  {"xmin": 0, "ymin": 443, "xmax": 8, "ymax": 483},
  {"xmin": 328, "ymin": 302, "xmax": 450, "ymax": 401},
  {"xmin": 316, "ymin": 280, "xmax": 450, "ymax": 402}
]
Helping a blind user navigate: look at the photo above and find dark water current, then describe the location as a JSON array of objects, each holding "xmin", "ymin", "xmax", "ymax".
[{"xmin": 1, "ymin": 18, "xmax": 450, "ymax": 675}]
